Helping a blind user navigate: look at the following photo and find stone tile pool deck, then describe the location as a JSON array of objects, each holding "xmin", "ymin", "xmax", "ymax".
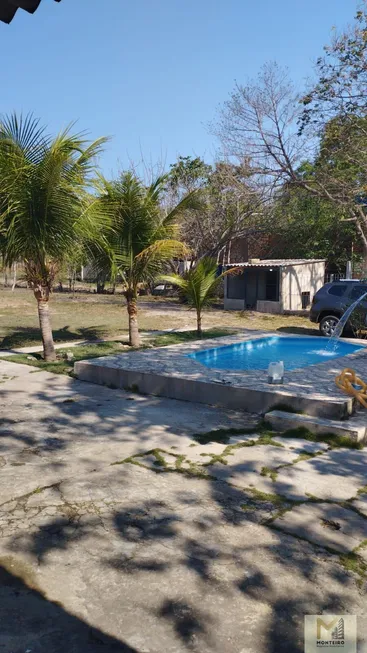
[{"xmin": 75, "ymin": 331, "xmax": 367, "ymax": 419}]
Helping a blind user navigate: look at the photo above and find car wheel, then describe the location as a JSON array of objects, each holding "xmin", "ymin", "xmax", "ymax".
[{"xmin": 319, "ymin": 315, "xmax": 340, "ymax": 337}]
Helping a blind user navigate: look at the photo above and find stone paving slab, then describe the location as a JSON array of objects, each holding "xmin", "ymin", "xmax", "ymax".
[
  {"xmin": 168, "ymin": 441, "xmax": 228, "ymax": 464},
  {"xmin": 352, "ymin": 493, "xmax": 367, "ymax": 518},
  {"xmin": 228, "ymin": 434, "xmax": 260, "ymax": 445},
  {"xmin": 272, "ymin": 502, "xmax": 367, "ymax": 553},
  {"xmin": 271, "ymin": 437, "xmax": 329, "ymax": 454},
  {"xmin": 206, "ymin": 445, "xmax": 300, "ymax": 491},
  {"xmin": 273, "ymin": 448, "xmax": 367, "ymax": 502}
]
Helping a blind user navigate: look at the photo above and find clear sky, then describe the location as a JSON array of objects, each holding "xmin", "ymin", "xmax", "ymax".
[{"xmin": 0, "ymin": 0, "xmax": 359, "ymax": 176}]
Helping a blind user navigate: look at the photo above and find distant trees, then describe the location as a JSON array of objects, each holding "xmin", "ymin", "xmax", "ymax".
[
  {"xmin": 167, "ymin": 156, "xmax": 266, "ymax": 262},
  {"xmin": 0, "ymin": 114, "xmax": 106, "ymax": 360},
  {"xmin": 300, "ymin": 2, "xmax": 367, "ymax": 129},
  {"xmin": 270, "ymin": 178, "xmax": 358, "ymax": 270},
  {"xmin": 214, "ymin": 5, "xmax": 367, "ymax": 270}
]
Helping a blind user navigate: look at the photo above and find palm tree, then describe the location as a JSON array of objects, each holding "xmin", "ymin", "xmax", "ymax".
[
  {"xmin": 94, "ymin": 172, "xmax": 198, "ymax": 347},
  {"xmin": 0, "ymin": 114, "xmax": 107, "ymax": 360},
  {"xmin": 162, "ymin": 258, "xmax": 238, "ymax": 336}
]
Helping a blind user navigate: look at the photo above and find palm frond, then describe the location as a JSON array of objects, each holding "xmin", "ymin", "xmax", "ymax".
[
  {"xmin": 161, "ymin": 258, "xmax": 239, "ymax": 311},
  {"xmin": 162, "ymin": 189, "xmax": 204, "ymax": 227},
  {"xmin": 132, "ymin": 239, "xmax": 189, "ymax": 286},
  {"xmin": 0, "ymin": 113, "xmax": 107, "ymax": 277}
]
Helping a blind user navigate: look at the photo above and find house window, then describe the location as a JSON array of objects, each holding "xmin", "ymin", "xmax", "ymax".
[
  {"xmin": 265, "ymin": 269, "xmax": 279, "ymax": 301},
  {"xmin": 301, "ymin": 291, "xmax": 311, "ymax": 309},
  {"xmin": 227, "ymin": 272, "xmax": 245, "ymax": 299}
]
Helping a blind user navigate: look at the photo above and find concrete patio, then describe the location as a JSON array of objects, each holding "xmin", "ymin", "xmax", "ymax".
[{"xmin": 0, "ymin": 358, "xmax": 366, "ymax": 652}]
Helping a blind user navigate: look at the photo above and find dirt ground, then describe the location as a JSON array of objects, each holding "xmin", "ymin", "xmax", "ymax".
[{"xmin": 0, "ymin": 287, "xmax": 318, "ymax": 349}]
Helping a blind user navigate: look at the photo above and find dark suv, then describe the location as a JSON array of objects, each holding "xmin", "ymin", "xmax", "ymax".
[{"xmin": 310, "ymin": 280, "xmax": 367, "ymax": 336}]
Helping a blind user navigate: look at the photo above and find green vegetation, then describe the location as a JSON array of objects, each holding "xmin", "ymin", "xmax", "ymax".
[
  {"xmin": 193, "ymin": 425, "xmax": 257, "ymax": 445},
  {"xmin": 0, "ymin": 289, "xmax": 318, "ymax": 350},
  {"xmin": 339, "ymin": 552, "xmax": 367, "ymax": 588},
  {"xmin": 1, "ymin": 328, "xmax": 234, "ymax": 376},
  {"xmin": 2, "ymin": 342, "xmax": 131, "ymax": 375},
  {"xmin": 281, "ymin": 426, "xmax": 364, "ymax": 450},
  {"xmin": 147, "ymin": 327, "xmax": 235, "ymax": 347},
  {"xmin": 162, "ymin": 257, "xmax": 238, "ymax": 336},
  {"xmin": 111, "ymin": 448, "xmax": 212, "ymax": 480},
  {"xmin": 91, "ymin": 172, "xmax": 199, "ymax": 347},
  {"xmin": 247, "ymin": 488, "xmax": 288, "ymax": 507},
  {"xmin": 260, "ymin": 466, "xmax": 278, "ymax": 482},
  {"xmin": 0, "ymin": 114, "xmax": 107, "ymax": 361}
]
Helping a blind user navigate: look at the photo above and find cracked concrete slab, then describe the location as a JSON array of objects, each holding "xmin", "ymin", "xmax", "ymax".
[
  {"xmin": 271, "ymin": 436, "xmax": 330, "ymax": 454},
  {"xmin": 272, "ymin": 502, "xmax": 367, "ymax": 553},
  {"xmin": 273, "ymin": 448, "xmax": 367, "ymax": 501},
  {"xmin": 1, "ymin": 359, "xmax": 367, "ymax": 652},
  {"xmin": 1, "ymin": 464, "xmax": 366, "ymax": 653},
  {"xmin": 206, "ymin": 444, "xmax": 300, "ymax": 490}
]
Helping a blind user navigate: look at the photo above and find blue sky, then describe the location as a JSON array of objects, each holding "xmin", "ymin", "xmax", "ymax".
[{"xmin": 0, "ymin": 0, "xmax": 358, "ymax": 176}]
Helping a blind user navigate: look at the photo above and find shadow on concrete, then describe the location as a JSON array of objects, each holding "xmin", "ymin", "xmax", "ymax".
[
  {"xmin": 0, "ymin": 365, "xmax": 364, "ymax": 652},
  {"xmin": 0, "ymin": 560, "xmax": 138, "ymax": 652}
]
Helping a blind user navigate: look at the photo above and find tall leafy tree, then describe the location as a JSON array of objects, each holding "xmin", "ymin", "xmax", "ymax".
[
  {"xmin": 168, "ymin": 156, "xmax": 265, "ymax": 261},
  {"xmin": 301, "ymin": 3, "xmax": 367, "ymax": 128},
  {"xmin": 0, "ymin": 114, "xmax": 106, "ymax": 360},
  {"xmin": 94, "ymin": 172, "xmax": 198, "ymax": 347},
  {"xmin": 271, "ymin": 175, "xmax": 358, "ymax": 270}
]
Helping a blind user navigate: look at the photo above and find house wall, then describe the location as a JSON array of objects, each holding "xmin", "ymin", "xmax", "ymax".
[
  {"xmin": 281, "ymin": 261, "xmax": 325, "ymax": 312},
  {"xmin": 224, "ymin": 276, "xmax": 246, "ymax": 310},
  {"xmin": 256, "ymin": 300, "xmax": 282, "ymax": 314},
  {"xmin": 224, "ymin": 261, "xmax": 325, "ymax": 313}
]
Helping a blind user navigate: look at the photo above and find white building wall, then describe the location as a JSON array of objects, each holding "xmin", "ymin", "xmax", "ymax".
[{"xmin": 281, "ymin": 261, "xmax": 325, "ymax": 312}]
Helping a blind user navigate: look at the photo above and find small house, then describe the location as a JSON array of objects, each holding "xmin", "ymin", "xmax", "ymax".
[{"xmin": 224, "ymin": 259, "xmax": 326, "ymax": 314}]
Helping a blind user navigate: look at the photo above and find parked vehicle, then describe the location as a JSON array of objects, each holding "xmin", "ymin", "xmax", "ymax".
[
  {"xmin": 310, "ymin": 280, "xmax": 367, "ymax": 336},
  {"xmin": 151, "ymin": 283, "xmax": 175, "ymax": 296}
]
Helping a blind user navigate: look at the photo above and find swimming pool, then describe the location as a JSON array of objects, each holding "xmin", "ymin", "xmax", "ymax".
[{"xmin": 188, "ymin": 336, "xmax": 363, "ymax": 371}]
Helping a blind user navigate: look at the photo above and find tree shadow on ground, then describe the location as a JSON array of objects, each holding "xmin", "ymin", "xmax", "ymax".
[
  {"xmin": 0, "ymin": 560, "xmax": 138, "ymax": 652},
  {"xmin": 1, "ymin": 325, "xmax": 110, "ymax": 349},
  {"xmin": 5, "ymin": 487, "xmax": 363, "ymax": 653},
  {"xmin": 276, "ymin": 326, "xmax": 319, "ymax": 336},
  {"xmin": 157, "ymin": 599, "xmax": 213, "ymax": 650},
  {"xmin": 0, "ymin": 365, "xmax": 365, "ymax": 651}
]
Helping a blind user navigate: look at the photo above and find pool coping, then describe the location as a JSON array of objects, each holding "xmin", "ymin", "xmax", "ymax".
[{"xmin": 74, "ymin": 331, "xmax": 367, "ymax": 419}]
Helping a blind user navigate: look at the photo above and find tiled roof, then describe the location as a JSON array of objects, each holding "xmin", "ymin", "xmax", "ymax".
[
  {"xmin": 224, "ymin": 259, "xmax": 326, "ymax": 268},
  {"xmin": 0, "ymin": 0, "xmax": 61, "ymax": 24}
]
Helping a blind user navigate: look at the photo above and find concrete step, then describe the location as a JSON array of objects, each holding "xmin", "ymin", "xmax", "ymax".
[{"xmin": 265, "ymin": 410, "xmax": 367, "ymax": 444}]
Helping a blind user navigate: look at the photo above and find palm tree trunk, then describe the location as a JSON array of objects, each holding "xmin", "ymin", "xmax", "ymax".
[
  {"xmin": 11, "ymin": 263, "xmax": 17, "ymax": 291},
  {"xmin": 125, "ymin": 290, "xmax": 140, "ymax": 347},
  {"xmin": 34, "ymin": 290, "xmax": 56, "ymax": 361},
  {"xmin": 196, "ymin": 308, "xmax": 202, "ymax": 337}
]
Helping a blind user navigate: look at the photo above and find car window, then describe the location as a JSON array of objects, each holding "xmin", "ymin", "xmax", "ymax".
[
  {"xmin": 327, "ymin": 284, "xmax": 348, "ymax": 297},
  {"xmin": 350, "ymin": 285, "xmax": 367, "ymax": 300}
]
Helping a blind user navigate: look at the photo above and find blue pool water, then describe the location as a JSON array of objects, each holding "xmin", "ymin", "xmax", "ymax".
[{"xmin": 188, "ymin": 336, "xmax": 363, "ymax": 371}]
